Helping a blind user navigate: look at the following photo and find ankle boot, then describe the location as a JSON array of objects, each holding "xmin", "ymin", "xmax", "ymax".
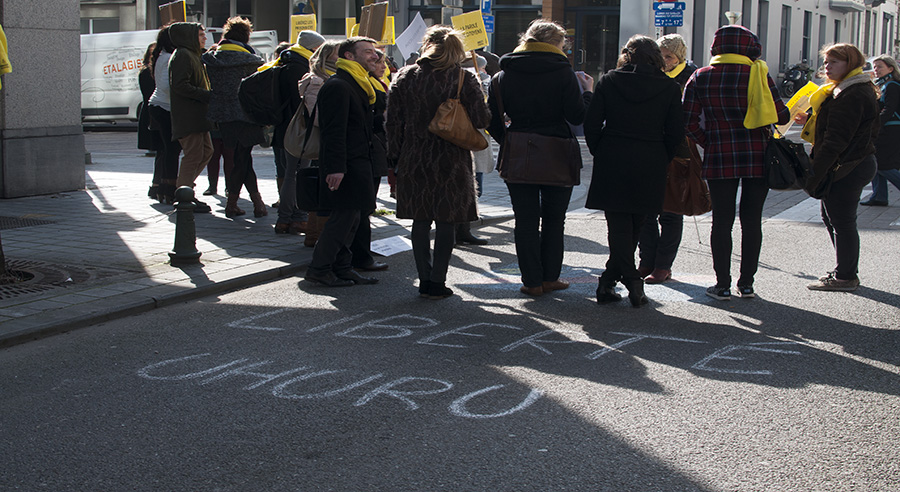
[
  {"xmin": 596, "ymin": 279, "xmax": 622, "ymax": 303},
  {"xmin": 455, "ymin": 222, "xmax": 487, "ymax": 245},
  {"xmin": 251, "ymin": 192, "xmax": 268, "ymax": 217},
  {"xmin": 623, "ymin": 278, "xmax": 648, "ymax": 308},
  {"xmin": 224, "ymin": 193, "xmax": 245, "ymax": 217}
]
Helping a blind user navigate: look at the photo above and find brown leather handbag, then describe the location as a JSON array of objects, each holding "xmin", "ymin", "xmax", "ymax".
[
  {"xmin": 428, "ymin": 69, "xmax": 488, "ymax": 151},
  {"xmin": 662, "ymin": 138, "xmax": 711, "ymax": 216},
  {"xmin": 492, "ymin": 77, "xmax": 582, "ymax": 187}
]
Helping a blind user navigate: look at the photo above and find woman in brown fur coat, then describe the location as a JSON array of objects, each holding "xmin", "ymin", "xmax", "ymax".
[{"xmin": 386, "ymin": 26, "xmax": 490, "ymax": 300}]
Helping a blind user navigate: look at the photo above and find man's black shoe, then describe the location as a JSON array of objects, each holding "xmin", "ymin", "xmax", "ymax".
[
  {"xmin": 356, "ymin": 261, "xmax": 389, "ymax": 271},
  {"xmin": 305, "ymin": 271, "xmax": 354, "ymax": 287},
  {"xmin": 860, "ymin": 199, "xmax": 888, "ymax": 206},
  {"xmin": 337, "ymin": 270, "xmax": 379, "ymax": 285}
]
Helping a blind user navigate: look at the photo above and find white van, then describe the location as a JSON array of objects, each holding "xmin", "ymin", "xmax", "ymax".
[{"xmin": 80, "ymin": 28, "xmax": 280, "ymax": 123}]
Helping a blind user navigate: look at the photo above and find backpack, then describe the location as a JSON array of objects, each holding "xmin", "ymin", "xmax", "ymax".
[{"xmin": 238, "ymin": 65, "xmax": 288, "ymax": 126}]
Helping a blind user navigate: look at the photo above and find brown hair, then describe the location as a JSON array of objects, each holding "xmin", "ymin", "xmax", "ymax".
[
  {"xmin": 820, "ymin": 43, "xmax": 866, "ymax": 81},
  {"xmin": 617, "ymin": 35, "xmax": 666, "ymax": 72},
  {"xmin": 223, "ymin": 16, "xmax": 252, "ymax": 44},
  {"xmin": 519, "ymin": 19, "xmax": 566, "ymax": 48},
  {"xmin": 874, "ymin": 54, "xmax": 900, "ymax": 83},
  {"xmin": 419, "ymin": 26, "xmax": 466, "ymax": 71}
]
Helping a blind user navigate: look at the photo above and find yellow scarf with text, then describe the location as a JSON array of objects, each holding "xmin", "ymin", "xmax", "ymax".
[
  {"xmin": 336, "ymin": 58, "xmax": 376, "ymax": 104},
  {"xmin": 800, "ymin": 66, "xmax": 864, "ymax": 144},
  {"xmin": 710, "ymin": 54, "xmax": 778, "ymax": 129}
]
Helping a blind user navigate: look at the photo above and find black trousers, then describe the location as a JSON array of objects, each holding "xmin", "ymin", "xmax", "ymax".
[
  {"xmin": 411, "ymin": 220, "xmax": 455, "ymax": 285},
  {"xmin": 308, "ymin": 208, "xmax": 361, "ymax": 275},
  {"xmin": 148, "ymin": 105, "xmax": 181, "ymax": 182},
  {"xmin": 707, "ymin": 177, "xmax": 768, "ymax": 288},
  {"xmin": 638, "ymin": 212, "xmax": 684, "ymax": 271},
  {"xmin": 351, "ymin": 177, "xmax": 381, "ymax": 268},
  {"xmin": 600, "ymin": 211, "xmax": 645, "ymax": 286},
  {"xmin": 821, "ymin": 155, "xmax": 877, "ymax": 280},
  {"xmin": 506, "ymin": 182, "xmax": 573, "ymax": 288},
  {"xmin": 226, "ymin": 142, "xmax": 259, "ymax": 196}
]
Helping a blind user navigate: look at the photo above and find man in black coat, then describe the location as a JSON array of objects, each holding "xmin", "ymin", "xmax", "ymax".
[{"xmin": 304, "ymin": 37, "xmax": 381, "ymax": 287}]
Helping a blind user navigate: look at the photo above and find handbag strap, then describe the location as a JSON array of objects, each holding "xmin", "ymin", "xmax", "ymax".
[
  {"xmin": 299, "ymin": 102, "xmax": 318, "ymax": 155},
  {"xmin": 455, "ymin": 68, "xmax": 465, "ymax": 99}
]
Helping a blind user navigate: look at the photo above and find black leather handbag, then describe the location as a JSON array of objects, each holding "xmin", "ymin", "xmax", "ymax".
[{"xmin": 765, "ymin": 130, "xmax": 810, "ymax": 190}]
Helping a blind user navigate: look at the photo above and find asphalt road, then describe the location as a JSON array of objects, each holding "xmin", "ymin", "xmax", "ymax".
[{"xmin": 1, "ymin": 215, "xmax": 898, "ymax": 491}]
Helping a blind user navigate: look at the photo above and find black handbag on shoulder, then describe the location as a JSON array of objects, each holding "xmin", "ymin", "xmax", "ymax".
[{"xmin": 765, "ymin": 129, "xmax": 810, "ymax": 190}]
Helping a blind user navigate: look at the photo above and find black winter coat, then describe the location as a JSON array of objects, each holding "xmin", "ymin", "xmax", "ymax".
[
  {"xmin": 875, "ymin": 77, "xmax": 900, "ymax": 171},
  {"xmin": 805, "ymin": 75, "xmax": 880, "ymax": 195},
  {"xmin": 584, "ymin": 64, "xmax": 685, "ymax": 215},
  {"xmin": 317, "ymin": 69, "xmax": 376, "ymax": 211},
  {"xmin": 487, "ymin": 50, "xmax": 591, "ymax": 143},
  {"xmin": 273, "ymin": 50, "xmax": 310, "ymax": 148}
]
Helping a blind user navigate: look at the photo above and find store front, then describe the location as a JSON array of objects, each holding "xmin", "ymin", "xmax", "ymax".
[{"xmin": 563, "ymin": 0, "xmax": 620, "ymax": 81}]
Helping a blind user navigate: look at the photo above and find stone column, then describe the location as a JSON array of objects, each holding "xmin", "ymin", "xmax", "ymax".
[{"xmin": 0, "ymin": 1, "xmax": 85, "ymax": 198}]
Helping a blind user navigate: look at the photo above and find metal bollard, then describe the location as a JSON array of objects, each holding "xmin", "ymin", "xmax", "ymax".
[{"xmin": 169, "ymin": 186, "xmax": 202, "ymax": 266}]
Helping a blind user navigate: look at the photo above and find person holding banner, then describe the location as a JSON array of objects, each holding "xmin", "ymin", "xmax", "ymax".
[
  {"xmin": 487, "ymin": 19, "xmax": 594, "ymax": 297},
  {"xmin": 794, "ymin": 44, "xmax": 879, "ymax": 292},
  {"xmin": 386, "ymin": 26, "xmax": 490, "ymax": 299},
  {"xmin": 682, "ymin": 25, "xmax": 790, "ymax": 300}
]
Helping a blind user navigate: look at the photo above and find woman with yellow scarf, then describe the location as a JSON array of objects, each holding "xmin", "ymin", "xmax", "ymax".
[{"xmin": 794, "ymin": 44, "xmax": 879, "ymax": 292}]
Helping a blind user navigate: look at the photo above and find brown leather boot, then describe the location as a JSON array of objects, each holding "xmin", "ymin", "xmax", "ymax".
[
  {"xmin": 251, "ymin": 192, "xmax": 268, "ymax": 217},
  {"xmin": 304, "ymin": 212, "xmax": 324, "ymax": 247},
  {"xmin": 224, "ymin": 193, "xmax": 245, "ymax": 218}
]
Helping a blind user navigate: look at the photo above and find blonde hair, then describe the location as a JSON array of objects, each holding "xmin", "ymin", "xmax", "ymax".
[
  {"xmin": 519, "ymin": 19, "xmax": 566, "ymax": 47},
  {"xmin": 657, "ymin": 34, "xmax": 687, "ymax": 64},
  {"xmin": 309, "ymin": 40, "xmax": 339, "ymax": 79},
  {"xmin": 419, "ymin": 26, "xmax": 466, "ymax": 71}
]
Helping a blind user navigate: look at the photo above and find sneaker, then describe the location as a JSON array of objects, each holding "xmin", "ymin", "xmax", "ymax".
[
  {"xmin": 807, "ymin": 273, "xmax": 859, "ymax": 292},
  {"xmin": 736, "ymin": 284, "xmax": 755, "ymax": 298},
  {"xmin": 706, "ymin": 285, "xmax": 731, "ymax": 301}
]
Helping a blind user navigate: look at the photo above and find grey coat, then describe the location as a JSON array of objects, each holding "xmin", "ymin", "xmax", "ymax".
[{"xmin": 201, "ymin": 45, "xmax": 264, "ymax": 124}]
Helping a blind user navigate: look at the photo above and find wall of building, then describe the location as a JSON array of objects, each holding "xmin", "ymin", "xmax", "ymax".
[{"xmin": 1, "ymin": 0, "xmax": 85, "ymax": 198}]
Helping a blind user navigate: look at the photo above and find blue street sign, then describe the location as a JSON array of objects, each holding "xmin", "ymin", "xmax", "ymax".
[
  {"xmin": 653, "ymin": 2, "xmax": 686, "ymax": 11},
  {"xmin": 482, "ymin": 0, "xmax": 491, "ymax": 13},
  {"xmin": 483, "ymin": 14, "xmax": 494, "ymax": 33}
]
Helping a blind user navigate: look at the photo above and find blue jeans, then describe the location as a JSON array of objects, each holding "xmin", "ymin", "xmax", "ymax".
[{"xmin": 869, "ymin": 168, "xmax": 900, "ymax": 202}]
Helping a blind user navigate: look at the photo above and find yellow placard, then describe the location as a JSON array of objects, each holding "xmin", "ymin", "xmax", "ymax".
[
  {"xmin": 346, "ymin": 18, "xmax": 357, "ymax": 37},
  {"xmin": 291, "ymin": 14, "xmax": 317, "ymax": 45},
  {"xmin": 379, "ymin": 17, "xmax": 395, "ymax": 46},
  {"xmin": 775, "ymin": 81, "xmax": 819, "ymax": 135},
  {"xmin": 451, "ymin": 10, "xmax": 489, "ymax": 51}
]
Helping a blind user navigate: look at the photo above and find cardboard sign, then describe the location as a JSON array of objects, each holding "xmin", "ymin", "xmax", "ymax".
[
  {"xmin": 451, "ymin": 10, "xmax": 489, "ymax": 51},
  {"xmin": 291, "ymin": 14, "xmax": 317, "ymax": 45},
  {"xmin": 159, "ymin": 0, "xmax": 186, "ymax": 25},
  {"xmin": 358, "ymin": 2, "xmax": 388, "ymax": 40}
]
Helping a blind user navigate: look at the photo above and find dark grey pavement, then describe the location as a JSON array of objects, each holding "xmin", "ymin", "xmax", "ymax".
[{"xmin": 1, "ymin": 128, "xmax": 898, "ymax": 348}]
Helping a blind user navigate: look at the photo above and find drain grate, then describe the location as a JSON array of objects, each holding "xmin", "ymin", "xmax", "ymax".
[
  {"xmin": 0, "ymin": 259, "xmax": 127, "ymax": 300},
  {"xmin": 0, "ymin": 216, "xmax": 56, "ymax": 230}
]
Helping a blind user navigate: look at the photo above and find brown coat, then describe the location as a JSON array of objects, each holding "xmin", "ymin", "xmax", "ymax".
[{"xmin": 386, "ymin": 59, "xmax": 490, "ymax": 222}]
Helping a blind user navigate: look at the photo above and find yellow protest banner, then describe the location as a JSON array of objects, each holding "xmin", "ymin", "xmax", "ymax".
[
  {"xmin": 346, "ymin": 18, "xmax": 357, "ymax": 37},
  {"xmin": 380, "ymin": 17, "xmax": 395, "ymax": 46},
  {"xmin": 451, "ymin": 10, "xmax": 489, "ymax": 51},
  {"xmin": 291, "ymin": 15, "xmax": 317, "ymax": 45},
  {"xmin": 775, "ymin": 81, "xmax": 819, "ymax": 135}
]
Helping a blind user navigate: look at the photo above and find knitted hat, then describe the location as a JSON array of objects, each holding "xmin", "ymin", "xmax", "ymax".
[{"xmin": 296, "ymin": 30, "xmax": 325, "ymax": 51}]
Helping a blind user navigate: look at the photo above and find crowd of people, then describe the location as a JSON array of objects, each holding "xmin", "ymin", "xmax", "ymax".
[{"xmin": 137, "ymin": 17, "xmax": 890, "ymax": 303}]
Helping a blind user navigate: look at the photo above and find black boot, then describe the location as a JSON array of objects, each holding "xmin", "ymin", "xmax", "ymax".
[
  {"xmin": 456, "ymin": 222, "xmax": 487, "ymax": 245},
  {"xmin": 596, "ymin": 279, "xmax": 622, "ymax": 303},
  {"xmin": 623, "ymin": 278, "xmax": 648, "ymax": 308}
]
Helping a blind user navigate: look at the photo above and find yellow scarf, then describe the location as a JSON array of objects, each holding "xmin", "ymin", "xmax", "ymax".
[
  {"xmin": 369, "ymin": 75, "xmax": 386, "ymax": 93},
  {"xmin": 801, "ymin": 66, "xmax": 864, "ymax": 144},
  {"xmin": 710, "ymin": 54, "xmax": 778, "ymax": 129},
  {"xmin": 336, "ymin": 58, "xmax": 376, "ymax": 104},
  {"xmin": 666, "ymin": 60, "xmax": 686, "ymax": 79},
  {"xmin": 0, "ymin": 25, "xmax": 10, "ymax": 90},
  {"xmin": 216, "ymin": 43, "xmax": 250, "ymax": 54},
  {"xmin": 513, "ymin": 41, "xmax": 566, "ymax": 57},
  {"xmin": 257, "ymin": 44, "xmax": 315, "ymax": 72}
]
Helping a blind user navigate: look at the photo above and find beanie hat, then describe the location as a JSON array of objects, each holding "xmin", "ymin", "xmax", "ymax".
[{"xmin": 297, "ymin": 30, "xmax": 326, "ymax": 51}]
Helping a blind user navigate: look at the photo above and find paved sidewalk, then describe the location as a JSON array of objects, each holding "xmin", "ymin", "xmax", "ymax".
[
  {"xmin": 2, "ymin": 131, "xmax": 897, "ymax": 347},
  {"xmin": 0, "ymin": 132, "xmax": 589, "ymax": 346}
]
